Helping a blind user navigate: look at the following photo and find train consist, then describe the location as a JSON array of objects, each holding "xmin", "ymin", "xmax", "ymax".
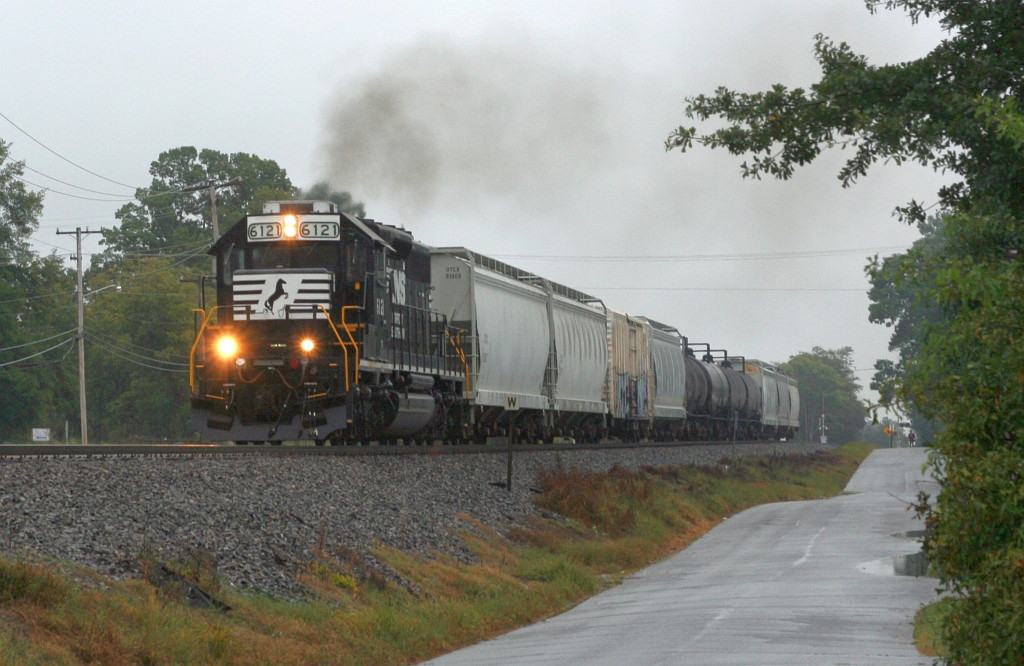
[{"xmin": 189, "ymin": 200, "xmax": 799, "ymax": 445}]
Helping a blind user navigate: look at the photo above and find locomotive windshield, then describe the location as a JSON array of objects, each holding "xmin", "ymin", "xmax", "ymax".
[
  {"xmin": 223, "ymin": 242, "xmax": 342, "ymax": 284},
  {"xmin": 250, "ymin": 242, "xmax": 339, "ymax": 270}
]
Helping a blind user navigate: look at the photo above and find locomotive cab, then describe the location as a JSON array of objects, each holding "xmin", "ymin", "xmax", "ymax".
[{"xmin": 189, "ymin": 201, "xmax": 465, "ymax": 445}]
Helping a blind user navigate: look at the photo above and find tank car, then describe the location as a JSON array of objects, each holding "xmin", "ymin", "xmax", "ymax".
[{"xmin": 189, "ymin": 201, "xmax": 466, "ymax": 445}]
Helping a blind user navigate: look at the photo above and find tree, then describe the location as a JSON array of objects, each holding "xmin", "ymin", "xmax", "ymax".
[
  {"xmin": 866, "ymin": 214, "xmax": 947, "ymax": 439},
  {"xmin": 666, "ymin": 3, "xmax": 1024, "ymax": 660},
  {"xmin": 96, "ymin": 147, "xmax": 298, "ymax": 268},
  {"xmin": 82, "ymin": 258, "xmax": 196, "ymax": 441},
  {"xmin": 665, "ymin": 1, "xmax": 1024, "ymax": 223},
  {"xmin": 0, "ymin": 139, "xmax": 44, "ymax": 249},
  {"xmin": 0, "ymin": 139, "xmax": 76, "ymax": 441},
  {"xmin": 780, "ymin": 346, "xmax": 864, "ymax": 444}
]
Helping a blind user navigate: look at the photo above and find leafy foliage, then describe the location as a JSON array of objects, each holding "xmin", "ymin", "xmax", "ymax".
[
  {"xmin": 0, "ymin": 140, "xmax": 77, "ymax": 442},
  {"xmin": 96, "ymin": 147, "xmax": 297, "ymax": 269},
  {"xmin": 667, "ymin": 2, "xmax": 1024, "ymax": 660},
  {"xmin": 780, "ymin": 347, "xmax": 864, "ymax": 444},
  {"xmin": 665, "ymin": 0, "xmax": 1024, "ymax": 224}
]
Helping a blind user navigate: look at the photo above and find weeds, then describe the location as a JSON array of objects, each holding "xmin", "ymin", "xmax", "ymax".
[{"xmin": 0, "ymin": 443, "xmax": 873, "ymax": 665}]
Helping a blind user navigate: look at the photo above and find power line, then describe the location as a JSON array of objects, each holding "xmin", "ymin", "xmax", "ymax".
[
  {"xmin": 84, "ymin": 332, "xmax": 188, "ymax": 373},
  {"xmin": 86, "ymin": 329, "xmax": 189, "ymax": 363},
  {"xmin": 15, "ymin": 175, "xmax": 133, "ymax": 202},
  {"xmin": 493, "ymin": 246, "xmax": 912, "ymax": 262},
  {"xmin": 0, "ymin": 287, "xmax": 78, "ymax": 305},
  {"xmin": 22, "ymin": 165, "xmax": 136, "ymax": 198},
  {"xmin": 583, "ymin": 286, "xmax": 869, "ymax": 292},
  {"xmin": 0, "ymin": 108, "xmax": 137, "ymax": 190},
  {"xmin": 0, "ymin": 327, "xmax": 78, "ymax": 352},
  {"xmin": 0, "ymin": 334, "xmax": 76, "ymax": 368}
]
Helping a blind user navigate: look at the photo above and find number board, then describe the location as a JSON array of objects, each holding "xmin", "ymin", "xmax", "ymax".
[
  {"xmin": 246, "ymin": 215, "xmax": 342, "ymax": 242},
  {"xmin": 299, "ymin": 219, "xmax": 341, "ymax": 239}
]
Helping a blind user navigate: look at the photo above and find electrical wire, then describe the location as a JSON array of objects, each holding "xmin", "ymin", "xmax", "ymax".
[
  {"xmin": 14, "ymin": 175, "xmax": 133, "ymax": 202},
  {"xmin": 22, "ymin": 165, "xmax": 136, "ymax": 198},
  {"xmin": 493, "ymin": 246, "xmax": 912, "ymax": 262},
  {"xmin": 581, "ymin": 286, "xmax": 869, "ymax": 292},
  {"xmin": 0, "ymin": 327, "xmax": 78, "ymax": 352},
  {"xmin": 0, "ymin": 288, "xmax": 78, "ymax": 305},
  {"xmin": 0, "ymin": 334, "xmax": 77, "ymax": 368},
  {"xmin": 0, "ymin": 108, "xmax": 137, "ymax": 190},
  {"xmin": 83, "ymin": 332, "xmax": 188, "ymax": 372},
  {"xmin": 86, "ymin": 329, "xmax": 189, "ymax": 363}
]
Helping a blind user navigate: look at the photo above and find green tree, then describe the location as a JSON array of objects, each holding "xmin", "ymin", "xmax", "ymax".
[
  {"xmin": 665, "ymin": 1, "xmax": 1024, "ymax": 223},
  {"xmin": 780, "ymin": 347, "xmax": 864, "ymax": 444},
  {"xmin": 866, "ymin": 215, "xmax": 947, "ymax": 439},
  {"xmin": 0, "ymin": 139, "xmax": 76, "ymax": 441},
  {"xmin": 81, "ymin": 258, "xmax": 195, "ymax": 442},
  {"xmin": 96, "ymin": 147, "xmax": 298, "ymax": 268},
  {"xmin": 666, "ymin": 3, "xmax": 1024, "ymax": 661}
]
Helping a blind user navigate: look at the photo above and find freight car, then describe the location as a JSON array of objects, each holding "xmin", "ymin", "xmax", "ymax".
[{"xmin": 189, "ymin": 201, "xmax": 799, "ymax": 445}]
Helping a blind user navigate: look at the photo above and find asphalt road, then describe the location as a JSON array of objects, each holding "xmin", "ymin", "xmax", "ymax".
[{"xmin": 423, "ymin": 447, "xmax": 939, "ymax": 665}]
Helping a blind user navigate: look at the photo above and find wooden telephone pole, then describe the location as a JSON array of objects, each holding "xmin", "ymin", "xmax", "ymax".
[{"xmin": 56, "ymin": 227, "xmax": 104, "ymax": 445}]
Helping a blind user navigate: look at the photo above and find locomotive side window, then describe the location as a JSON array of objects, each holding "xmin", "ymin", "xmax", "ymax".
[
  {"xmin": 344, "ymin": 236, "xmax": 367, "ymax": 285},
  {"xmin": 224, "ymin": 245, "xmax": 246, "ymax": 285}
]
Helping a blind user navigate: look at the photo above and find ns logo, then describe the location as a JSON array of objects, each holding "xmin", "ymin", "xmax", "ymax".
[{"xmin": 262, "ymin": 278, "xmax": 292, "ymax": 318}]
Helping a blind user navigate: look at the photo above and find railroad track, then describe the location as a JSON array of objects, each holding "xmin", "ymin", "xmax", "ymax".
[{"xmin": 0, "ymin": 439, "xmax": 788, "ymax": 459}]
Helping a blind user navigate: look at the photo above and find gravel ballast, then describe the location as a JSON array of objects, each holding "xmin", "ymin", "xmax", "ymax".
[{"xmin": 0, "ymin": 442, "xmax": 830, "ymax": 599}]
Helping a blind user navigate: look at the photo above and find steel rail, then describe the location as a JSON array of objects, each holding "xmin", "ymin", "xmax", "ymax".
[{"xmin": 0, "ymin": 440, "xmax": 791, "ymax": 460}]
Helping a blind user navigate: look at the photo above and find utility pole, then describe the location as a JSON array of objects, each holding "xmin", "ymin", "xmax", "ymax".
[
  {"xmin": 57, "ymin": 227, "xmax": 103, "ymax": 445},
  {"xmin": 181, "ymin": 178, "xmax": 243, "ymax": 240},
  {"xmin": 180, "ymin": 178, "xmax": 242, "ymax": 274}
]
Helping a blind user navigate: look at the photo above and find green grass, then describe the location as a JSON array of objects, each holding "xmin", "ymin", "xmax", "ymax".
[
  {"xmin": 0, "ymin": 442, "xmax": 875, "ymax": 665},
  {"xmin": 913, "ymin": 598, "xmax": 952, "ymax": 658}
]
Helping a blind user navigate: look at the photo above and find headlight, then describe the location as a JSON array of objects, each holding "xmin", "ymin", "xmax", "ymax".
[
  {"xmin": 299, "ymin": 338, "xmax": 315, "ymax": 353},
  {"xmin": 282, "ymin": 214, "xmax": 298, "ymax": 238},
  {"xmin": 215, "ymin": 335, "xmax": 239, "ymax": 359}
]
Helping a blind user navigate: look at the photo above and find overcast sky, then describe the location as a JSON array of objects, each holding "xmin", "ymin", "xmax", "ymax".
[{"xmin": 1, "ymin": 1, "xmax": 949, "ymax": 404}]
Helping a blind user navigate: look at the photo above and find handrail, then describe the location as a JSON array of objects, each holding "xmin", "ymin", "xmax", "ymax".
[
  {"xmin": 339, "ymin": 305, "xmax": 363, "ymax": 388},
  {"xmin": 189, "ymin": 306, "xmax": 220, "ymax": 393},
  {"xmin": 445, "ymin": 328, "xmax": 470, "ymax": 397}
]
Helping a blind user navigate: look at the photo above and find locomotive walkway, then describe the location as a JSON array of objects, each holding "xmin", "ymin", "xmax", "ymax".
[{"xmin": 423, "ymin": 447, "xmax": 939, "ymax": 665}]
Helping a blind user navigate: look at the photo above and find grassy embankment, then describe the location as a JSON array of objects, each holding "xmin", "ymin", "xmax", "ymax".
[
  {"xmin": 913, "ymin": 596, "xmax": 951, "ymax": 658},
  {"xmin": 0, "ymin": 442, "xmax": 873, "ymax": 665}
]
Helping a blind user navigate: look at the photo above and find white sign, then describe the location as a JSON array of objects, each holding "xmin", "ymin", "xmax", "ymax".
[
  {"xmin": 32, "ymin": 428, "xmax": 51, "ymax": 442},
  {"xmin": 504, "ymin": 395, "xmax": 520, "ymax": 411},
  {"xmin": 246, "ymin": 214, "xmax": 341, "ymax": 242}
]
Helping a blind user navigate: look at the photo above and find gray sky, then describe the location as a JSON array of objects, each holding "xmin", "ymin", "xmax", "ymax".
[{"xmin": 1, "ymin": 1, "xmax": 948, "ymax": 404}]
